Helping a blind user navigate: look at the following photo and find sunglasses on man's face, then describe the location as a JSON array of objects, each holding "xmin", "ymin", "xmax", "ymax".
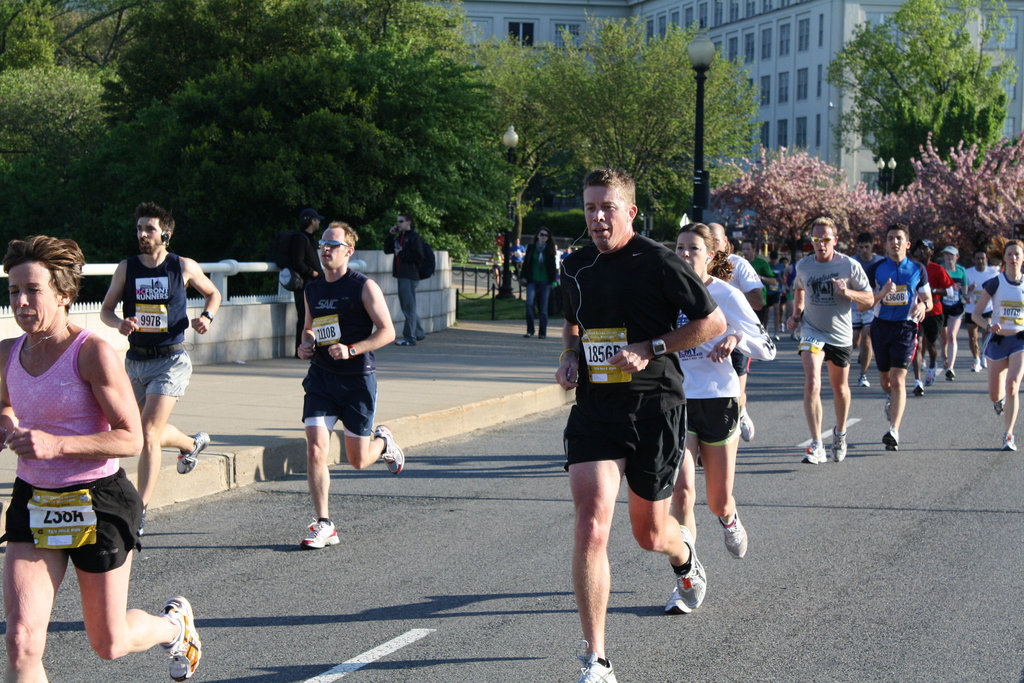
[
  {"xmin": 319, "ymin": 239, "xmax": 350, "ymax": 249},
  {"xmin": 810, "ymin": 236, "xmax": 834, "ymax": 244}
]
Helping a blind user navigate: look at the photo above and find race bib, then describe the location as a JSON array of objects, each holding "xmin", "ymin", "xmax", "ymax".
[
  {"xmin": 312, "ymin": 314, "xmax": 341, "ymax": 346},
  {"xmin": 582, "ymin": 327, "xmax": 631, "ymax": 384},
  {"xmin": 999, "ymin": 301, "xmax": 1024, "ymax": 327},
  {"xmin": 27, "ymin": 488, "xmax": 98, "ymax": 549},
  {"xmin": 798, "ymin": 336, "xmax": 825, "ymax": 354},
  {"xmin": 881, "ymin": 285, "xmax": 910, "ymax": 306},
  {"xmin": 135, "ymin": 303, "xmax": 168, "ymax": 333},
  {"xmin": 942, "ymin": 285, "xmax": 960, "ymax": 306}
]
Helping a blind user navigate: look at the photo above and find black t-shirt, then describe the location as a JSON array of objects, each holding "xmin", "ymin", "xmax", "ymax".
[{"xmin": 561, "ymin": 234, "xmax": 718, "ymax": 421}]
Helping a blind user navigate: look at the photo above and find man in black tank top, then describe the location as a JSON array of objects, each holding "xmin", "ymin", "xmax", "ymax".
[
  {"xmin": 100, "ymin": 202, "xmax": 221, "ymax": 532},
  {"xmin": 295, "ymin": 221, "xmax": 406, "ymax": 550}
]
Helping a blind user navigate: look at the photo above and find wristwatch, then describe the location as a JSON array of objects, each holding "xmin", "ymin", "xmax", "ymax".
[
  {"xmin": 650, "ymin": 338, "xmax": 667, "ymax": 357},
  {"xmin": 200, "ymin": 311, "xmax": 214, "ymax": 322},
  {"xmin": 348, "ymin": 345, "xmax": 359, "ymax": 358}
]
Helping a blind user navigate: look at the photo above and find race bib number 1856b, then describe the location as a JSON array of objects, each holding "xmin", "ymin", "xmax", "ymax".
[{"xmin": 582, "ymin": 327, "xmax": 631, "ymax": 384}]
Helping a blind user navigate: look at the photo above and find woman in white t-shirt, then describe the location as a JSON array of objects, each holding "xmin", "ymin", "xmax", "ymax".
[{"xmin": 664, "ymin": 224, "xmax": 776, "ymax": 615}]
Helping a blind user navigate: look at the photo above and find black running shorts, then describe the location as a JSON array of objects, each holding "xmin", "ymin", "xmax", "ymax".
[
  {"xmin": 563, "ymin": 404, "xmax": 683, "ymax": 502},
  {"xmin": 2, "ymin": 469, "xmax": 142, "ymax": 573}
]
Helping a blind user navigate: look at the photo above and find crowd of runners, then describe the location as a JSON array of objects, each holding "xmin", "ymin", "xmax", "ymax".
[{"xmin": 1, "ymin": 180, "xmax": 1019, "ymax": 683}]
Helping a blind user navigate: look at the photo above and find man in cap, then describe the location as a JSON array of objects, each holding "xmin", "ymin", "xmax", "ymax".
[{"xmin": 290, "ymin": 209, "xmax": 324, "ymax": 355}]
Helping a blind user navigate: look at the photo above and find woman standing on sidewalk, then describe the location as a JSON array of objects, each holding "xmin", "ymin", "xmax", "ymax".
[
  {"xmin": 522, "ymin": 228, "xmax": 557, "ymax": 339},
  {"xmin": 972, "ymin": 238, "xmax": 1024, "ymax": 451},
  {"xmin": 0, "ymin": 236, "xmax": 201, "ymax": 680},
  {"xmin": 664, "ymin": 223, "xmax": 777, "ymax": 615}
]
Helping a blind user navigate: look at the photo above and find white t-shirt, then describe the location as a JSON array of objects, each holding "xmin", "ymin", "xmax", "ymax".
[
  {"xmin": 677, "ymin": 277, "xmax": 777, "ymax": 399},
  {"xmin": 727, "ymin": 254, "xmax": 763, "ymax": 294},
  {"xmin": 965, "ymin": 265, "xmax": 999, "ymax": 314}
]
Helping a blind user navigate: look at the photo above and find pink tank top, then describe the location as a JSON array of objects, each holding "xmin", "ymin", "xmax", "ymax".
[{"xmin": 6, "ymin": 329, "xmax": 118, "ymax": 488}]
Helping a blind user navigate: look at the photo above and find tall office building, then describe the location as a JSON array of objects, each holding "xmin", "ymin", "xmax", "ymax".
[{"xmin": 459, "ymin": 0, "xmax": 1023, "ymax": 188}]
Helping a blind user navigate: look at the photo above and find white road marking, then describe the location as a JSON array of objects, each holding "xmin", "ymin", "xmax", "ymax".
[
  {"xmin": 796, "ymin": 418, "xmax": 861, "ymax": 448},
  {"xmin": 305, "ymin": 629, "xmax": 435, "ymax": 682}
]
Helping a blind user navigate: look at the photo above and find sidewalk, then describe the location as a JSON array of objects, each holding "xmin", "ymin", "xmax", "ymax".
[{"xmin": 0, "ymin": 320, "xmax": 572, "ymax": 514}]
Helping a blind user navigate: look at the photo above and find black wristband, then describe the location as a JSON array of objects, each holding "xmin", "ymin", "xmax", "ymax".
[{"xmin": 200, "ymin": 311, "xmax": 214, "ymax": 322}]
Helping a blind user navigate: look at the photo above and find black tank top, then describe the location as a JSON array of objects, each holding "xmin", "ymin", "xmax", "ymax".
[
  {"xmin": 122, "ymin": 254, "xmax": 188, "ymax": 354},
  {"xmin": 305, "ymin": 270, "xmax": 376, "ymax": 376}
]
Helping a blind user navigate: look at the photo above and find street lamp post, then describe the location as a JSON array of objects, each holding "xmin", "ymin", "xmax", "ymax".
[
  {"xmin": 498, "ymin": 124, "xmax": 519, "ymax": 299},
  {"xmin": 688, "ymin": 29, "xmax": 715, "ymax": 224},
  {"xmin": 876, "ymin": 156, "xmax": 897, "ymax": 193}
]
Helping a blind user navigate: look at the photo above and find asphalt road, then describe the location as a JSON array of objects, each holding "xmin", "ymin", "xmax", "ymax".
[{"xmin": 11, "ymin": 340, "xmax": 1024, "ymax": 681}]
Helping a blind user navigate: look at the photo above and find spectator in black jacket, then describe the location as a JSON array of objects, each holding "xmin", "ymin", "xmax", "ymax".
[
  {"xmin": 292, "ymin": 208, "xmax": 322, "ymax": 355},
  {"xmin": 522, "ymin": 228, "xmax": 558, "ymax": 338},
  {"xmin": 384, "ymin": 213, "xmax": 424, "ymax": 346}
]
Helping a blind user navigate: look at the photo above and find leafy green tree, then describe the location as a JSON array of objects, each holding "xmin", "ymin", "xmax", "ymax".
[
  {"xmin": 828, "ymin": 0, "xmax": 1013, "ymax": 187},
  {"xmin": 0, "ymin": 0, "xmax": 57, "ymax": 69},
  {"xmin": 539, "ymin": 18, "xmax": 758, "ymax": 231}
]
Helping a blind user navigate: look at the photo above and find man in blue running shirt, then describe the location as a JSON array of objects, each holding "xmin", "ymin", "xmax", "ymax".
[{"xmin": 861, "ymin": 224, "xmax": 932, "ymax": 451}]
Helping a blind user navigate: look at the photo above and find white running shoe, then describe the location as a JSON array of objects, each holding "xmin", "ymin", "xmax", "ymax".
[
  {"xmin": 858, "ymin": 373, "xmax": 870, "ymax": 388},
  {"xmin": 831, "ymin": 428, "xmax": 848, "ymax": 463},
  {"xmin": 1003, "ymin": 433, "xmax": 1017, "ymax": 451},
  {"xmin": 666, "ymin": 526, "xmax": 706, "ymax": 613},
  {"xmin": 995, "ymin": 399, "xmax": 1005, "ymax": 416},
  {"xmin": 720, "ymin": 512, "xmax": 748, "ymax": 558},
  {"xmin": 576, "ymin": 645, "xmax": 617, "ymax": 683},
  {"xmin": 177, "ymin": 432, "xmax": 210, "ymax": 474},
  {"xmin": 162, "ymin": 596, "xmax": 201, "ymax": 681},
  {"xmin": 924, "ymin": 368, "xmax": 936, "ymax": 387},
  {"xmin": 883, "ymin": 428, "xmax": 899, "ymax": 451},
  {"xmin": 301, "ymin": 519, "xmax": 339, "ymax": 549},
  {"xmin": 739, "ymin": 411, "xmax": 755, "ymax": 442},
  {"xmin": 374, "ymin": 425, "xmax": 405, "ymax": 474},
  {"xmin": 802, "ymin": 441, "xmax": 826, "ymax": 464},
  {"xmin": 971, "ymin": 358, "xmax": 981, "ymax": 372}
]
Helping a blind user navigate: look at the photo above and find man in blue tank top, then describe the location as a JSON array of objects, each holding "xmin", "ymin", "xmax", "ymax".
[
  {"xmin": 101, "ymin": 202, "xmax": 221, "ymax": 532},
  {"xmin": 296, "ymin": 221, "xmax": 405, "ymax": 550}
]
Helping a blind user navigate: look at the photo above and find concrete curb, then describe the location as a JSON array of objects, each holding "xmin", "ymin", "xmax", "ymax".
[{"xmin": 145, "ymin": 384, "xmax": 574, "ymax": 510}]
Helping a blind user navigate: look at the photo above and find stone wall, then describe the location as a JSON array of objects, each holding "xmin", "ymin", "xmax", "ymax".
[{"xmin": 0, "ymin": 250, "xmax": 454, "ymax": 365}]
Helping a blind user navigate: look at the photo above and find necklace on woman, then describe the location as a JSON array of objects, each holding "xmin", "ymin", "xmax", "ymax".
[{"xmin": 25, "ymin": 321, "xmax": 70, "ymax": 351}]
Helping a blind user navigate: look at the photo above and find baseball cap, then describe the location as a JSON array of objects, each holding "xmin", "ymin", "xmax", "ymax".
[
  {"xmin": 921, "ymin": 238, "xmax": 935, "ymax": 251},
  {"xmin": 300, "ymin": 208, "xmax": 324, "ymax": 221},
  {"xmin": 940, "ymin": 245, "xmax": 959, "ymax": 256}
]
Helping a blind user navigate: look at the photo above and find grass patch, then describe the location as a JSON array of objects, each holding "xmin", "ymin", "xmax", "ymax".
[{"xmin": 456, "ymin": 292, "xmax": 526, "ymax": 321}]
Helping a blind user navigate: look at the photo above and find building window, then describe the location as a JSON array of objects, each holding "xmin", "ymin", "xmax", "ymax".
[
  {"xmin": 1005, "ymin": 116, "xmax": 1018, "ymax": 138},
  {"xmin": 699, "ymin": 3, "xmax": 708, "ymax": 27},
  {"xmin": 746, "ymin": 0, "xmax": 756, "ymax": 17},
  {"xmin": 744, "ymin": 32, "xmax": 755, "ymax": 62},
  {"xmin": 778, "ymin": 71, "xmax": 789, "ymax": 103},
  {"xmin": 989, "ymin": 17, "xmax": 1017, "ymax": 49},
  {"xmin": 798, "ymin": 18, "xmax": 810, "ymax": 51},
  {"xmin": 761, "ymin": 27, "xmax": 772, "ymax": 59},
  {"xmin": 796, "ymin": 116, "xmax": 807, "ymax": 146},
  {"xmin": 658, "ymin": 14, "xmax": 667, "ymax": 36},
  {"xmin": 730, "ymin": 0, "xmax": 740, "ymax": 22},
  {"xmin": 796, "ymin": 68, "xmax": 808, "ymax": 100},
  {"xmin": 762, "ymin": 0, "xmax": 773, "ymax": 12},
  {"xmin": 817, "ymin": 64, "xmax": 823, "ymax": 97},
  {"xmin": 818, "ymin": 13, "xmax": 824, "ymax": 46},
  {"xmin": 509, "ymin": 21, "xmax": 534, "ymax": 45},
  {"xmin": 685, "ymin": 6, "xmax": 695, "ymax": 26},
  {"xmin": 761, "ymin": 121, "xmax": 771, "ymax": 148},
  {"xmin": 760, "ymin": 75, "xmax": 771, "ymax": 105},
  {"xmin": 555, "ymin": 23, "xmax": 581, "ymax": 47},
  {"xmin": 815, "ymin": 113, "xmax": 821, "ymax": 146},
  {"xmin": 779, "ymin": 24, "xmax": 791, "ymax": 55},
  {"xmin": 777, "ymin": 119, "xmax": 788, "ymax": 147},
  {"xmin": 647, "ymin": 18, "xmax": 654, "ymax": 38},
  {"xmin": 671, "ymin": 10, "xmax": 680, "ymax": 26},
  {"xmin": 728, "ymin": 36, "xmax": 739, "ymax": 61},
  {"xmin": 713, "ymin": 2, "xmax": 723, "ymax": 26}
]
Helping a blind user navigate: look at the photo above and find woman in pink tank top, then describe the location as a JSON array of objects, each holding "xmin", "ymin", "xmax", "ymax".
[{"xmin": 0, "ymin": 236, "xmax": 201, "ymax": 680}]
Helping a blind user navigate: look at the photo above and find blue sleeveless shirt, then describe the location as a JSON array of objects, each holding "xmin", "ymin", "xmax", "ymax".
[
  {"xmin": 305, "ymin": 270, "xmax": 376, "ymax": 376},
  {"xmin": 122, "ymin": 253, "xmax": 189, "ymax": 356}
]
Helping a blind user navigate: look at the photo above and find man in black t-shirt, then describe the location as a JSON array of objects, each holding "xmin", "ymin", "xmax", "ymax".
[{"xmin": 555, "ymin": 169, "xmax": 725, "ymax": 682}]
